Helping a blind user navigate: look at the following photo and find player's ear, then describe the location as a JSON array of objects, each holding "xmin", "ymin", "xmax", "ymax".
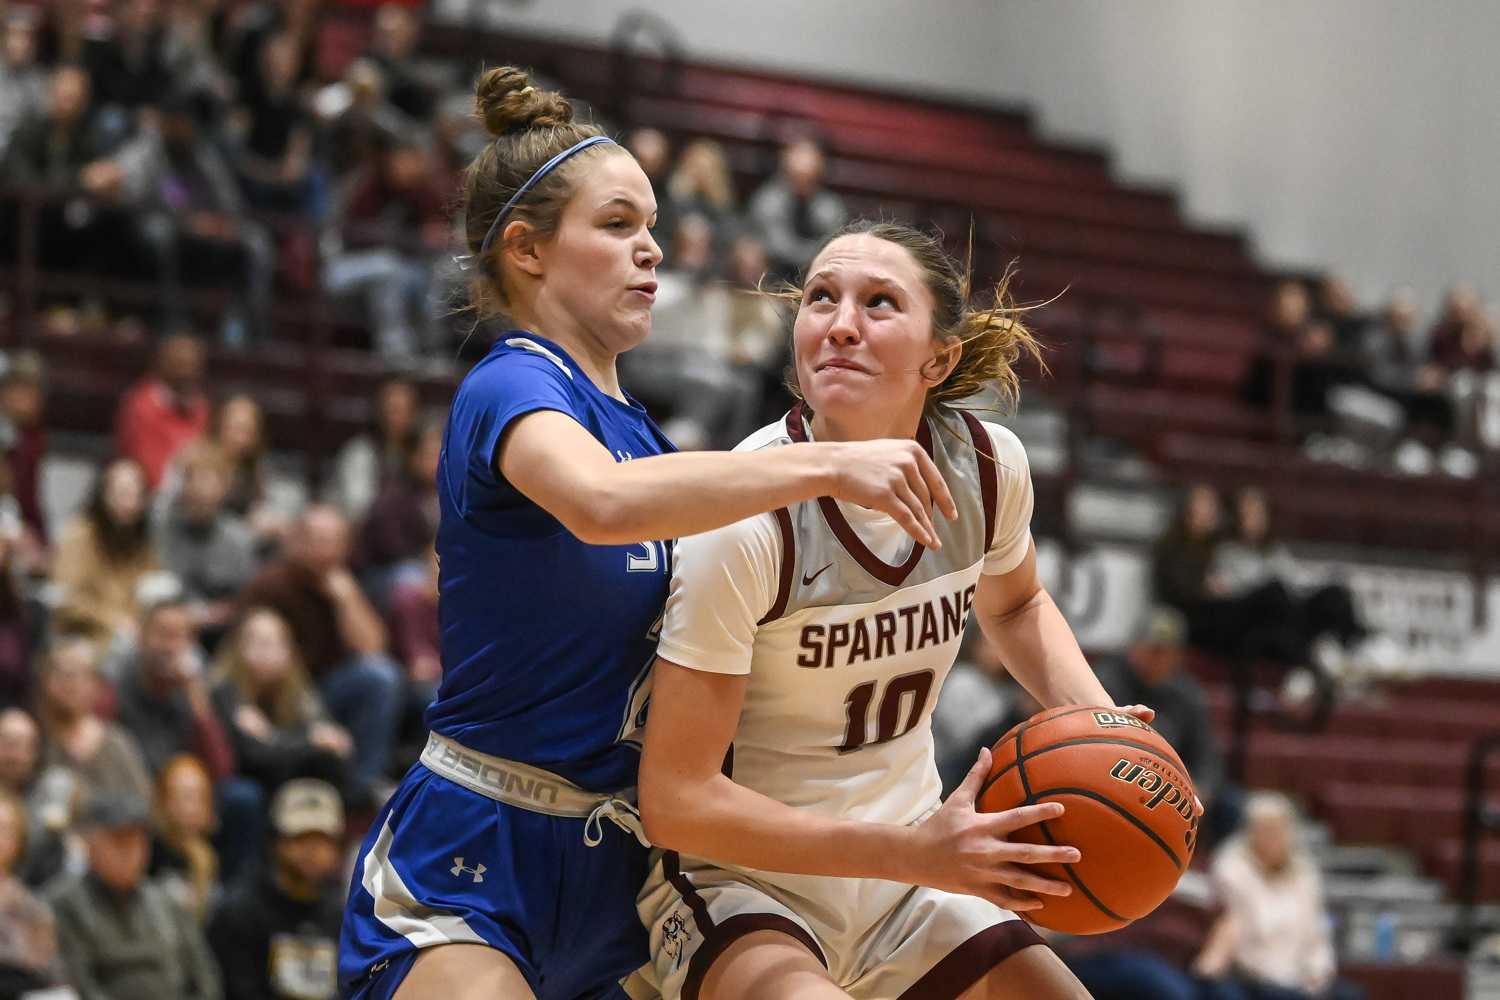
[
  {"xmin": 920, "ymin": 336, "xmax": 963, "ymax": 386},
  {"xmin": 501, "ymin": 219, "xmax": 544, "ymax": 277}
]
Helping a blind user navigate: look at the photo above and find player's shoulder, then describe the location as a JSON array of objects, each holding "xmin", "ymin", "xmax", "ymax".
[
  {"xmin": 456, "ymin": 336, "xmax": 582, "ymax": 409},
  {"xmin": 732, "ymin": 416, "xmax": 795, "ymax": 454},
  {"xmin": 974, "ymin": 417, "xmax": 1030, "ymax": 481},
  {"xmin": 677, "ymin": 507, "xmax": 781, "ymax": 566}
]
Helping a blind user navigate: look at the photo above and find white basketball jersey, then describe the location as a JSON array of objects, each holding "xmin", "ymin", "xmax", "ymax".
[{"xmin": 655, "ymin": 403, "xmax": 1034, "ymax": 830}]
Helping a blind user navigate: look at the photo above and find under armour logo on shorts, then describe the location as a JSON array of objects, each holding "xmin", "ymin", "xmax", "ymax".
[{"xmin": 451, "ymin": 858, "xmax": 487, "ymax": 882}]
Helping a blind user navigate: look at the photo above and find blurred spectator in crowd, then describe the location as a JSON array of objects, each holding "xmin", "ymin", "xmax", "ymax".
[
  {"xmin": 155, "ymin": 442, "xmax": 258, "ymax": 632},
  {"xmin": 161, "ymin": 0, "xmax": 235, "ymax": 105},
  {"xmin": 1094, "ymin": 607, "xmax": 1224, "ymax": 814},
  {"xmin": 112, "ymin": 90, "xmax": 275, "ymax": 343},
  {"xmin": 621, "ymin": 215, "xmax": 759, "ymax": 449},
  {"xmin": 1314, "ymin": 273, "xmax": 1367, "ymax": 353},
  {"xmin": 1427, "ymin": 282, "xmax": 1494, "ymax": 376},
  {"xmin": 1202, "ymin": 487, "xmax": 1363, "ymax": 665},
  {"xmin": 322, "ymin": 138, "xmax": 450, "ymax": 362},
  {"xmin": 724, "ymin": 234, "xmax": 790, "ymax": 426},
  {"xmin": 113, "ymin": 333, "xmax": 209, "ymax": 490},
  {"xmin": 110, "ymin": 599, "xmax": 269, "ymax": 877},
  {"xmin": 1196, "ymin": 792, "xmax": 1362, "ymax": 1000},
  {"xmin": 37, "ymin": 639, "xmax": 155, "ymax": 809},
  {"xmin": 80, "ymin": 0, "xmax": 173, "ymax": 120},
  {"xmin": 238, "ymin": 506, "xmax": 401, "ymax": 798},
  {"xmin": 364, "ymin": 3, "xmax": 430, "ymax": 121},
  {"xmin": 234, "ymin": 31, "xmax": 316, "ymax": 213},
  {"xmin": 111, "ymin": 599, "xmax": 234, "ymax": 780},
  {"xmin": 627, "ymin": 127, "xmax": 672, "ymax": 238},
  {"xmin": 207, "ymin": 778, "xmax": 344, "ymax": 1000},
  {"xmin": 0, "ymin": 13, "xmax": 48, "ymax": 162},
  {"xmin": 431, "ymin": 87, "xmax": 487, "ymax": 173},
  {"xmin": 1, "ymin": 65, "xmax": 139, "ymax": 278},
  {"xmin": 0, "ymin": 498, "xmax": 29, "ymax": 704},
  {"xmin": 1363, "ymin": 289, "xmax": 1451, "ymax": 440},
  {"xmin": 1158, "ymin": 485, "xmax": 1363, "ymax": 686},
  {"xmin": 212, "ymin": 394, "xmax": 271, "ymax": 518},
  {"xmin": 1428, "ymin": 284, "xmax": 1497, "ymax": 451},
  {"xmin": 208, "ymin": 608, "xmax": 351, "ymax": 799},
  {"xmin": 49, "ymin": 789, "xmax": 223, "ymax": 1000},
  {"xmin": 0, "ymin": 709, "xmax": 66, "ymax": 887},
  {"xmin": 1154, "ymin": 482, "xmax": 1223, "ymax": 616},
  {"xmin": 386, "ymin": 546, "xmax": 439, "ymax": 689},
  {"xmin": 210, "ymin": 393, "xmax": 291, "ymax": 542},
  {"xmin": 351, "ymin": 417, "xmax": 441, "ymax": 603},
  {"xmin": 0, "ymin": 349, "xmax": 51, "ymax": 561},
  {"xmin": 0, "ymin": 787, "xmax": 65, "ymax": 996},
  {"xmin": 50, "ymin": 456, "xmax": 161, "ymax": 649},
  {"xmin": 1243, "ymin": 280, "xmax": 1347, "ymax": 416},
  {"xmin": 665, "ymin": 137, "xmax": 738, "ymax": 260},
  {"xmin": 228, "ymin": 0, "xmax": 316, "ymax": 110},
  {"xmin": 749, "ymin": 137, "xmax": 845, "ymax": 281},
  {"xmin": 323, "ymin": 376, "xmax": 417, "ymax": 521},
  {"xmin": 317, "ymin": 57, "xmax": 405, "ymax": 182},
  {"xmin": 151, "ymin": 753, "xmax": 218, "ymax": 922}
]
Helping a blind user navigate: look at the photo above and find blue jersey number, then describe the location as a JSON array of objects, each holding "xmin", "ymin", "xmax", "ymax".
[{"xmin": 627, "ymin": 541, "xmax": 667, "ymax": 573}]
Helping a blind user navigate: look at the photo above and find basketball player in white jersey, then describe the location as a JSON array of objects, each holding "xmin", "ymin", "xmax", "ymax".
[{"xmin": 635, "ymin": 221, "xmax": 1155, "ymax": 1000}]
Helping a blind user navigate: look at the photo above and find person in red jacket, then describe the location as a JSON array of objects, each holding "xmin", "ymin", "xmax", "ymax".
[{"xmin": 113, "ymin": 333, "xmax": 210, "ymax": 490}]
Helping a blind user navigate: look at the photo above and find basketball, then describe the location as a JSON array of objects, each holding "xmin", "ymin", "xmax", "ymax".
[{"xmin": 977, "ymin": 705, "xmax": 1202, "ymax": 935}]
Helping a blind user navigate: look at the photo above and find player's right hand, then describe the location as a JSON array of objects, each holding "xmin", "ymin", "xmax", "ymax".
[
  {"xmin": 909, "ymin": 747, "xmax": 1079, "ymax": 910},
  {"xmin": 827, "ymin": 439, "xmax": 958, "ymax": 549}
]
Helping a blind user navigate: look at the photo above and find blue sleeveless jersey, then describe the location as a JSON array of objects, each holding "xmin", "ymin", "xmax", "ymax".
[{"xmin": 424, "ymin": 334, "xmax": 674, "ymax": 793}]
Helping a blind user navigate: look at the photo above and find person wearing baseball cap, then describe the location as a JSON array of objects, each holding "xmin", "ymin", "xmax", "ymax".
[
  {"xmin": 1095, "ymin": 605, "xmax": 1224, "ymax": 814},
  {"xmin": 47, "ymin": 789, "xmax": 222, "ymax": 1000},
  {"xmin": 207, "ymin": 779, "xmax": 346, "ymax": 1000}
]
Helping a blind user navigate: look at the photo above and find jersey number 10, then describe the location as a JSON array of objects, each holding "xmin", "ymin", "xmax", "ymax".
[{"xmin": 838, "ymin": 670, "xmax": 935, "ymax": 754}]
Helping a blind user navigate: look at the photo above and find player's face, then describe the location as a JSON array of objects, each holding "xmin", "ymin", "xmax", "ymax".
[
  {"xmin": 793, "ymin": 235, "xmax": 957, "ymax": 437},
  {"xmin": 535, "ymin": 153, "xmax": 662, "ymax": 352}
]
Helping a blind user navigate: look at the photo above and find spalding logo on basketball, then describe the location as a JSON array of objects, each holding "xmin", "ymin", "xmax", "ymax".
[{"xmin": 977, "ymin": 705, "xmax": 1201, "ymax": 935}]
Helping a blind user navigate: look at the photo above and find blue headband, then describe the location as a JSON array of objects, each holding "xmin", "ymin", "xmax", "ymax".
[{"xmin": 454, "ymin": 135, "xmax": 617, "ymax": 271}]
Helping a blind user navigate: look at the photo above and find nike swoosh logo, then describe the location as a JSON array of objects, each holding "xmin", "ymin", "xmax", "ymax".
[{"xmin": 802, "ymin": 563, "xmax": 833, "ymax": 587}]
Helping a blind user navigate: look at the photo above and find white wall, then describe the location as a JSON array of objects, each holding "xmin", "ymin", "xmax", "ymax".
[{"xmin": 440, "ymin": 0, "xmax": 1500, "ymax": 316}]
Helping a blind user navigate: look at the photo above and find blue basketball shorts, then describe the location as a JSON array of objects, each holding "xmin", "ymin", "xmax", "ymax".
[{"xmin": 339, "ymin": 763, "xmax": 651, "ymax": 1000}]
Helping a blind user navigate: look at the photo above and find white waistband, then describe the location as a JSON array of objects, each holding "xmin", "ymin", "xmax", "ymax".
[{"xmin": 419, "ymin": 732, "xmax": 649, "ymax": 847}]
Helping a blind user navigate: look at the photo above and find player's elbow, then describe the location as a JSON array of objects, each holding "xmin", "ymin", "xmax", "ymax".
[
  {"xmin": 637, "ymin": 774, "xmax": 696, "ymax": 850},
  {"xmin": 638, "ymin": 792, "xmax": 685, "ymax": 849},
  {"xmin": 564, "ymin": 488, "xmax": 642, "ymax": 546}
]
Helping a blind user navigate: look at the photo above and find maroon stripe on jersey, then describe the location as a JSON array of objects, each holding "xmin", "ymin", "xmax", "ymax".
[
  {"xmin": 663, "ymin": 850, "xmax": 717, "ymax": 944},
  {"xmin": 682, "ymin": 913, "xmax": 828, "ymax": 1000},
  {"xmin": 896, "ymin": 920, "xmax": 1047, "ymax": 1000},
  {"xmin": 960, "ymin": 411, "xmax": 998, "ymax": 554},
  {"xmin": 787, "ymin": 401, "xmax": 932, "ymax": 587},
  {"xmin": 757, "ymin": 507, "xmax": 796, "ymax": 625}
]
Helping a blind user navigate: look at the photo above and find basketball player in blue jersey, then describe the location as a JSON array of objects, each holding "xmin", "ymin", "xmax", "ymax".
[{"xmin": 337, "ymin": 69, "xmax": 963, "ymax": 1000}]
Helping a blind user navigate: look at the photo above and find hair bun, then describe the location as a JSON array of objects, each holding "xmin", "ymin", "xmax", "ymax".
[{"xmin": 474, "ymin": 66, "xmax": 575, "ymax": 139}]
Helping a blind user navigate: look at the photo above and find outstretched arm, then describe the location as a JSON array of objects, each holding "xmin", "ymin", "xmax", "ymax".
[
  {"xmin": 499, "ymin": 410, "xmax": 957, "ymax": 548},
  {"xmin": 638, "ymin": 657, "xmax": 1078, "ymax": 910}
]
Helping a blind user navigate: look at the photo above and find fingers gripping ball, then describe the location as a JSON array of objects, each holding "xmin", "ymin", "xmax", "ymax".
[{"xmin": 977, "ymin": 706, "xmax": 1202, "ymax": 934}]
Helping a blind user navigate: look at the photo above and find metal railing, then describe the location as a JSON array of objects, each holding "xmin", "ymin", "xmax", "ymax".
[{"xmin": 1457, "ymin": 734, "xmax": 1500, "ymax": 948}]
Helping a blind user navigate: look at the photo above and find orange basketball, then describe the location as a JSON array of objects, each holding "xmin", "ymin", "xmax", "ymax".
[{"xmin": 976, "ymin": 705, "xmax": 1201, "ymax": 935}]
